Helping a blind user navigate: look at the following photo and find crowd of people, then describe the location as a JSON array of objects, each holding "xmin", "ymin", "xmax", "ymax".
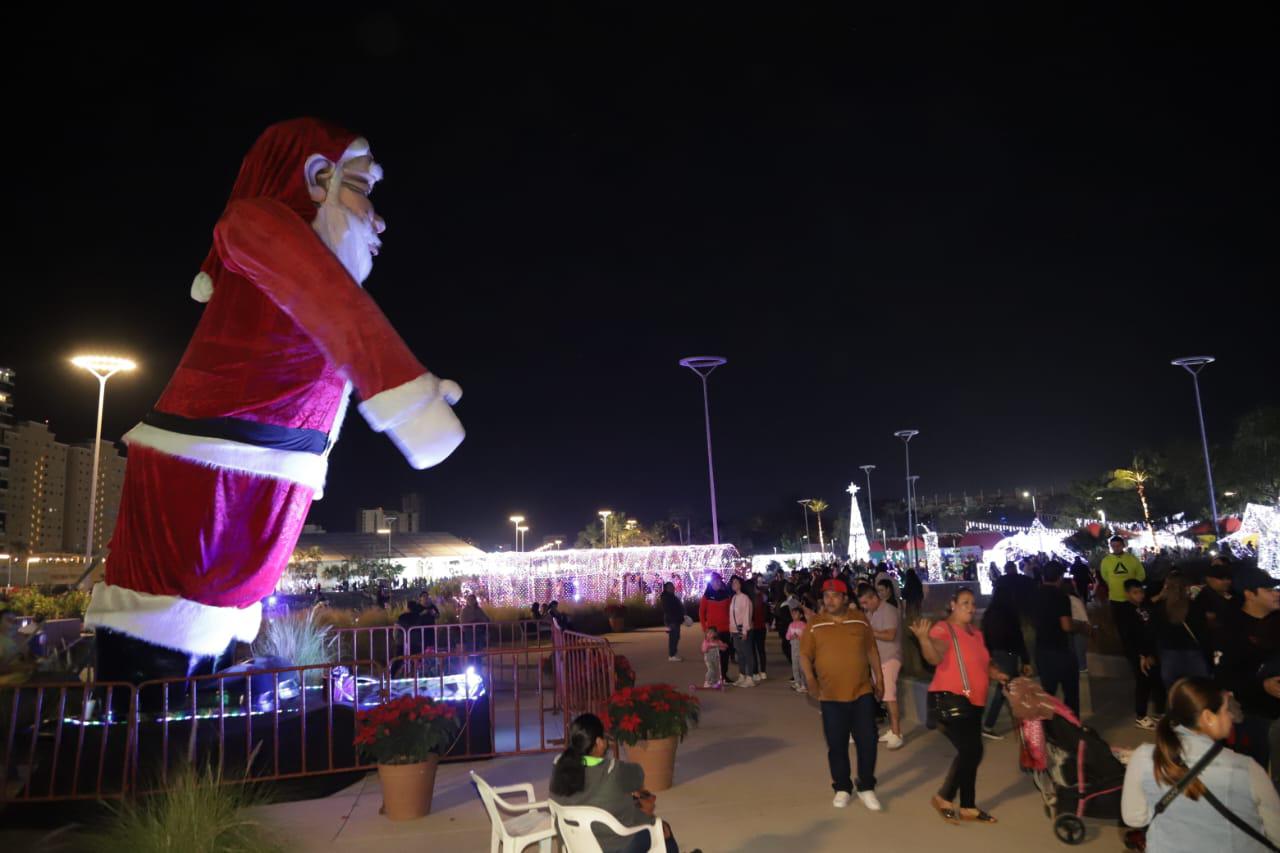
[{"xmin": 661, "ymin": 542, "xmax": 1280, "ymax": 849}]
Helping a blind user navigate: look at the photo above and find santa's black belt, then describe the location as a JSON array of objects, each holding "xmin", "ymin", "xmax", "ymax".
[{"xmin": 143, "ymin": 410, "xmax": 328, "ymax": 454}]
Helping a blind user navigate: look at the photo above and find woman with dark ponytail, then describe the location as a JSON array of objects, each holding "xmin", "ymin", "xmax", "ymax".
[
  {"xmin": 550, "ymin": 713, "xmax": 694, "ymax": 852},
  {"xmin": 1122, "ymin": 677, "xmax": 1280, "ymax": 851}
]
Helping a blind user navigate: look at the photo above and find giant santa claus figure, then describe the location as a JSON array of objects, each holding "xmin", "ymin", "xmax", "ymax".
[{"xmin": 85, "ymin": 118, "xmax": 464, "ymax": 685}]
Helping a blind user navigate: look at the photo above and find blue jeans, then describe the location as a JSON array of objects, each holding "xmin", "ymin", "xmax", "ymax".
[
  {"xmin": 983, "ymin": 651, "xmax": 1020, "ymax": 730},
  {"xmin": 733, "ymin": 633, "xmax": 756, "ymax": 678},
  {"xmin": 820, "ymin": 694, "xmax": 879, "ymax": 793},
  {"xmin": 1037, "ymin": 646, "xmax": 1080, "ymax": 716},
  {"xmin": 623, "ymin": 827, "xmax": 678, "ymax": 853},
  {"xmin": 1159, "ymin": 648, "xmax": 1209, "ymax": 689}
]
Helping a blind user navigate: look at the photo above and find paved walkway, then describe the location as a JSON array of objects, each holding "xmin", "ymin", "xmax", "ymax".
[{"xmin": 247, "ymin": 625, "xmax": 1153, "ymax": 852}]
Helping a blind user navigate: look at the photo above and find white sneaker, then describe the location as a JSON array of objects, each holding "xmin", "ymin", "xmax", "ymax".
[
  {"xmin": 757, "ymin": 672, "xmax": 768, "ymax": 681},
  {"xmin": 877, "ymin": 730, "xmax": 891, "ymax": 743},
  {"xmin": 882, "ymin": 732, "xmax": 904, "ymax": 750},
  {"xmin": 833, "ymin": 792, "xmax": 852, "ymax": 808},
  {"xmin": 795, "ymin": 686, "xmax": 808, "ymax": 694},
  {"xmin": 857, "ymin": 790, "xmax": 883, "ymax": 811},
  {"xmin": 981, "ymin": 728, "xmax": 1005, "ymax": 741},
  {"xmin": 1135, "ymin": 716, "xmax": 1158, "ymax": 731},
  {"xmin": 752, "ymin": 673, "xmax": 763, "ymax": 683},
  {"xmin": 735, "ymin": 677, "xmax": 755, "ymax": 688},
  {"xmin": 668, "ymin": 656, "xmax": 683, "ymax": 662}
]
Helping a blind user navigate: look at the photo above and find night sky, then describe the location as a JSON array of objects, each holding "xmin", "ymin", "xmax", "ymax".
[{"xmin": 7, "ymin": 7, "xmax": 1277, "ymax": 548}]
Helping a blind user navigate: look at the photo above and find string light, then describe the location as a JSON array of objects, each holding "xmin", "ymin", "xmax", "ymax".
[
  {"xmin": 1221, "ymin": 503, "xmax": 1280, "ymax": 576},
  {"xmin": 435, "ymin": 544, "xmax": 741, "ymax": 606}
]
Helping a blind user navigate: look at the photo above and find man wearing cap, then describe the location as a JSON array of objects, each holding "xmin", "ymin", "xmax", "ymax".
[
  {"xmin": 800, "ymin": 578, "xmax": 885, "ymax": 811},
  {"xmin": 1217, "ymin": 565, "xmax": 1280, "ymax": 772},
  {"xmin": 1189, "ymin": 557, "xmax": 1239, "ymax": 670}
]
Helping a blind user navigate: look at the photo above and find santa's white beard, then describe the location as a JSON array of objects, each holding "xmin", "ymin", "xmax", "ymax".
[{"xmin": 312, "ymin": 199, "xmax": 378, "ymax": 284}]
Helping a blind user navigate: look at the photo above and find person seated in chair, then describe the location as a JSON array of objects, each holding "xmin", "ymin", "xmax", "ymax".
[{"xmin": 551, "ymin": 713, "xmax": 697, "ymax": 853}]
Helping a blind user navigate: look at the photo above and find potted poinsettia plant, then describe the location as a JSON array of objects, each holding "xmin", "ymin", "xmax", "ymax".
[
  {"xmin": 604, "ymin": 683, "xmax": 699, "ymax": 791},
  {"xmin": 355, "ymin": 695, "xmax": 459, "ymax": 820},
  {"xmin": 605, "ymin": 602, "xmax": 627, "ymax": 633},
  {"xmin": 614, "ymin": 654, "xmax": 636, "ymax": 689}
]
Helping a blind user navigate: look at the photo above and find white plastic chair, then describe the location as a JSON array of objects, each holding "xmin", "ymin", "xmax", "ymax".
[
  {"xmin": 470, "ymin": 771, "xmax": 557, "ymax": 853},
  {"xmin": 548, "ymin": 801, "xmax": 664, "ymax": 853}
]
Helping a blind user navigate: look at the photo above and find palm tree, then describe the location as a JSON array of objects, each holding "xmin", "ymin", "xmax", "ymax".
[
  {"xmin": 1108, "ymin": 457, "xmax": 1158, "ymax": 547},
  {"xmin": 807, "ymin": 499, "xmax": 830, "ymax": 552}
]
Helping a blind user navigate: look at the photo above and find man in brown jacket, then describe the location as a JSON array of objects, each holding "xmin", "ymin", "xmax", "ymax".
[{"xmin": 800, "ymin": 578, "xmax": 885, "ymax": 811}]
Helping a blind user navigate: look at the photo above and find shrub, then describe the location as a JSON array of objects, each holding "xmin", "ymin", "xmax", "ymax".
[
  {"xmin": 81, "ymin": 761, "xmax": 280, "ymax": 853},
  {"xmin": 603, "ymin": 683, "xmax": 699, "ymax": 747},
  {"xmin": 252, "ymin": 607, "xmax": 335, "ymax": 670},
  {"xmin": 355, "ymin": 695, "xmax": 459, "ymax": 764}
]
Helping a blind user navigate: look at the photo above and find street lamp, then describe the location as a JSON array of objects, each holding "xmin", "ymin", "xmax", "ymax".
[
  {"xmin": 1023, "ymin": 490, "xmax": 1038, "ymax": 518},
  {"xmin": 26, "ymin": 556, "xmax": 40, "ymax": 587},
  {"xmin": 517, "ymin": 525, "xmax": 529, "ymax": 552},
  {"xmin": 859, "ymin": 465, "xmax": 877, "ymax": 553},
  {"xmin": 909, "ymin": 476, "xmax": 921, "ymax": 565},
  {"xmin": 71, "ymin": 354, "xmax": 136, "ymax": 564},
  {"xmin": 679, "ymin": 356, "xmax": 728, "ymax": 544},
  {"xmin": 894, "ymin": 430, "xmax": 919, "ymax": 570},
  {"xmin": 598, "ymin": 510, "xmax": 612, "ymax": 549},
  {"xmin": 509, "ymin": 515, "xmax": 525, "ymax": 552},
  {"xmin": 554, "ymin": 539, "xmax": 563, "ymax": 550},
  {"xmin": 1171, "ymin": 356, "xmax": 1221, "ymax": 539},
  {"xmin": 797, "ymin": 499, "xmax": 813, "ymax": 550},
  {"xmin": 377, "ymin": 527, "xmax": 392, "ymax": 558}
]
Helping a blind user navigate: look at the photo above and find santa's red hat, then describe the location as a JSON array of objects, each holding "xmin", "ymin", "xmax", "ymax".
[{"xmin": 190, "ymin": 117, "xmax": 368, "ymax": 302}]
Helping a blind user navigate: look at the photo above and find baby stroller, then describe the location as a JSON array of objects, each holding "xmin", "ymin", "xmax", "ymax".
[{"xmin": 1007, "ymin": 678, "xmax": 1136, "ymax": 847}]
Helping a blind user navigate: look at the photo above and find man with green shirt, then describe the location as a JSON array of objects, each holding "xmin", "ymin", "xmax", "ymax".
[{"xmin": 1100, "ymin": 535, "xmax": 1146, "ymax": 603}]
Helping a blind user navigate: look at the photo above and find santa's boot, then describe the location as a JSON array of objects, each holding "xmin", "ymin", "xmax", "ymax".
[{"xmin": 94, "ymin": 628, "xmax": 230, "ymax": 717}]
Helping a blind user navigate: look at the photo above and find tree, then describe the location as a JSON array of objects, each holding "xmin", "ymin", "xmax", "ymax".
[
  {"xmin": 1108, "ymin": 455, "xmax": 1160, "ymax": 542},
  {"xmin": 1224, "ymin": 406, "xmax": 1280, "ymax": 506},
  {"xmin": 574, "ymin": 512, "xmax": 656, "ymax": 548},
  {"xmin": 807, "ymin": 499, "xmax": 829, "ymax": 552},
  {"xmin": 286, "ymin": 545, "xmax": 326, "ymax": 582}
]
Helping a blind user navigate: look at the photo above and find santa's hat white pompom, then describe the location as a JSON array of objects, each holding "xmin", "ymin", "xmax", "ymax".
[{"xmin": 191, "ymin": 271, "xmax": 214, "ymax": 303}]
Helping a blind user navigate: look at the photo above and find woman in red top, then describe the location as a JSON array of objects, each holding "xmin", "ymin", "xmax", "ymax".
[{"xmin": 910, "ymin": 587, "xmax": 1009, "ymax": 825}]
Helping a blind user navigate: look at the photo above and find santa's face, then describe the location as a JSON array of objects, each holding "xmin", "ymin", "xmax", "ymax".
[{"xmin": 312, "ymin": 153, "xmax": 385, "ymax": 283}]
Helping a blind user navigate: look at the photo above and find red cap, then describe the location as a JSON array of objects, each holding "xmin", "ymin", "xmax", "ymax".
[{"xmin": 821, "ymin": 579, "xmax": 849, "ymax": 595}]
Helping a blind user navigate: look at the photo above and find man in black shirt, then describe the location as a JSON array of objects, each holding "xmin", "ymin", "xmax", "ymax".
[
  {"xmin": 1217, "ymin": 565, "xmax": 1280, "ymax": 771},
  {"xmin": 1113, "ymin": 578, "xmax": 1164, "ymax": 729},
  {"xmin": 1189, "ymin": 559, "xmax": 1237, "ymax": 670},
  {"xmin": 1032, "ymin": 561, "xmax": 1081, "ymax": 715}
]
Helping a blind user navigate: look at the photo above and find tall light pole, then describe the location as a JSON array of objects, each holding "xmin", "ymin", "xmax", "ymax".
[
  {"xmin": 679, "ymin": 356, "xmax": 728, "ymax": 544},
  {"xmin": 26, "ymin": 556, "xmax": 40, "ymax": 587},
  {"xmin": 894, "ymin": 430, "xmax": 919, "ymax": 570},
  {"xmin": 798, "ymin": 499, "xmax": 813, "ymax": 550},
  {"xmin": 598, "ymin": 510, "xmax": 612, "ymax": 549},
  {"xmin": 908, "ymin": 476, "xmax": 921, "ymax": 566},
  {"xmin": 860, "ymin": 465, "xmax": 877, "ymax": 552},
  {"xmin": 1172, "ymin": 356, "xmax": 1221, "ymax": 539},
  {"xmin": 377, "ymin": 527, "xmax": 392, "ymax": 558},
  {"xmin": 71, "ymin": 355, "xmax": 136, "ymax": 564},
  {"xmin": 1023, "ymin": 490, "xmax": 1038, "ymax": 518},
  {"xmin": 517, "ymin": 525, "xmax": 529, "ymax": 552},
  {"xmin": 509, "ymin": 515, "xmax": 525, "ymax": 552}
]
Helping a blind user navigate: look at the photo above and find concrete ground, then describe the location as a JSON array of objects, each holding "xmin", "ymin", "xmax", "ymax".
[{"xmin": 244, "ymin": 626, "xmax": 1152, "ymax": 852}]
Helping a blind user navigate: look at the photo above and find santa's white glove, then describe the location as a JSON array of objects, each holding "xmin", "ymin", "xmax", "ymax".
[{"xmin": 358, "ymin": 374, "xmax": 465, "ymax": 469}]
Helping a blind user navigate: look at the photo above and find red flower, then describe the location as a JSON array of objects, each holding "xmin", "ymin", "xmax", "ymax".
[
  {"xmin": 618, "ymin": 714, "xmax": 642, "ymax": 733},
  {"xmin": 652, "ymin": 701, "xmax": 670, "ymax": 712}
]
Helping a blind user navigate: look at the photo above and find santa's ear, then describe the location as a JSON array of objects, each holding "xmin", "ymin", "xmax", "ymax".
[{"xmin": 304, "ymin": 154, "xmax": 335, "ymax": 203}]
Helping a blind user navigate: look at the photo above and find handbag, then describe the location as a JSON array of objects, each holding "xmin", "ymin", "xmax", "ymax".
[{"xmin": 927, "ymin": 623, "xmax": 980, "ymax": 729}]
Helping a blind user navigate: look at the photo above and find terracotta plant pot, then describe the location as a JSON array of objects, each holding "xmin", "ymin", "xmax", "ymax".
[
  {"xmin": 608, "ymin": 616, "xmax": 625, "ymax": 633},
  {"xmin": 377, "ymin": 756, "xmax": 439, "ymax": 820},
  {"xmin": 624, "ymin": 735, "xmax": 679, "ymax": 792}
]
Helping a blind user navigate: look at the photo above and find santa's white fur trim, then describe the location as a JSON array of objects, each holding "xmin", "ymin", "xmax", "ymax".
[
  {"xmin": 123, "ymin": 422, "xmax": 329, "ymax": 497},
  {"xmin": 191, "ymin": 271, "xmax": 214, "ymax": 303},
  {"xmin": 85, "ymin": 582, "xmax": 262, "ymax": 657},
  {"xmin": 358, "ymin": 373, "xmax": 441, "ymax": 432}
]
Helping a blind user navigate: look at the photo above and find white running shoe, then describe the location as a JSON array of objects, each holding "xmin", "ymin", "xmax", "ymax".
[
  {"xmin": 735, "ymin": 676, "xmax": 755, "ymax": 688},
  {"xmin": 857, "ymin": 790, "xmax": 883, "ymax": 811},
  {"xmin": 757, "ymin": 672, "xmax": 768, "ymax": 681},
  {"xmin": 752, "ymin": 673, "xmax": 763, "ymax": 683},
  {"xmin": 703, "ymin": 680, "xmax": 714, "ymax": 688},
  {"xmin": 878, "ymin": 730, "xmax": 891, "ymax": 743},
  {"xmin": 981, "ymin": 728, "xmax": 1005, "ymax": 741},
  {"xmin": 795, "ymin": 686, "xmax": 808, "ymax": 694},
  {"xmin": 833, "ymin": 792, "xmax": 852, "ymax": 808},
  {"xmin": 882, "ymin": 732, "xmax": 904, "ymax": 750},
  {"xmin": 1135, "ymin": 716, "xmax": 1158, "ymax": 731},
  {"xmin": 668, "ymin": 656, "xmax": 683, "ymax": 662}
]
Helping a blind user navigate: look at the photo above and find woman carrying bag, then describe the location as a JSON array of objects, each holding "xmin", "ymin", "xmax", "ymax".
[
  {"xmin": 1122, "ymin": 676, "xmax": 1280, "ymax": 852},
  {"xmin": 910, "ymin": 587, "xmax": 1010, "ymax": 825}
]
